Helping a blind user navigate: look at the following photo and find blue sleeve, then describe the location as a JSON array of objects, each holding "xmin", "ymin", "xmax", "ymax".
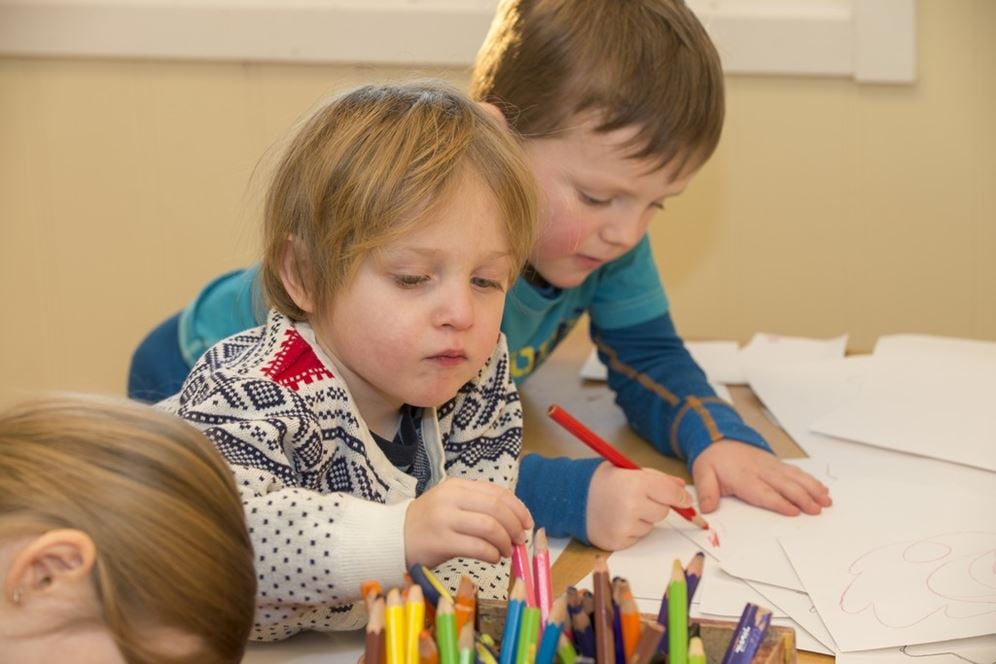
[
  {"xmin": 593, "ymin": 312, "xmax": 771, "ymax": 468},
  {"xmin": 178, "ymin": 265, "xmax": 266, "ymax": 367},
  {"xmin": 515, "ymin": 453, "xmax": 602, "ymax": 545}
]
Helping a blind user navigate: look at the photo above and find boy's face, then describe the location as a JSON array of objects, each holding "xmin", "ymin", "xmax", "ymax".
[
  {"xmin": 311, "ymin": 169, "xmax": 514, "ymax": 425},
  {"xmin": 524, "ymin": 119, "xmax": 698, "ymax": 289}
]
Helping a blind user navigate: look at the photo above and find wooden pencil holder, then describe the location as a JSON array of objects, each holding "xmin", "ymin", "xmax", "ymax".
[{"xmin": 476, "ymin": 599, "xmax": 797, "ymax": 664}]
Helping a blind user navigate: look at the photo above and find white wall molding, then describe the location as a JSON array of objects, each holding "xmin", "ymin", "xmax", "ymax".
[{"xmin": 0, "ymin": 0, "xmax": 915, "ymax": 83}]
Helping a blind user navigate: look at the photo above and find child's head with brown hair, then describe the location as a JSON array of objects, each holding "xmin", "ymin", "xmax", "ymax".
[
  {"xmin": 470, "ymin": 0, "xmax": 725, "ymax": 290},
  {"xmin": 472, "ymin": 0, "xmax": 724, "ymax": 171},
  {"xmin": 0, "ymin": 395, "xmax": 256, "ymax": 664},
  {"xmin": 261, "ymin": 81, "xmax": 538, "ymax": 422}
]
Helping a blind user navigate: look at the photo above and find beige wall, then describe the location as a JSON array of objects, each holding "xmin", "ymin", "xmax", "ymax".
[{"xmin": 1, "ymin": 0, "xmax": 993, "ymax": 408}]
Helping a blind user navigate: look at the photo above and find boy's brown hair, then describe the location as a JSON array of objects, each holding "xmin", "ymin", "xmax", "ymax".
[
  {"xmin": 262, "ymin": 81, "xmax": 538, "ymax": 321},
  {"xmin": 0, "ymin": 395, "xmax": 255, "ymax": 663},
  {"xmin": 471, "ymin": 0, "xmax": 725, "ymax": 172}
]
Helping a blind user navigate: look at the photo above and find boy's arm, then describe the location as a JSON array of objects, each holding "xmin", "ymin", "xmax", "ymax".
[
  {"xmin": 592, "ymin": 311, "xmax": 769, "ymax": 468},
  {"xmin": 593, "ymin": 313, "xmax": 830, "ymax": 516}
]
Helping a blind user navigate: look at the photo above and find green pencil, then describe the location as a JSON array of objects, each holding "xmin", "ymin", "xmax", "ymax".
[{"xmin": 668, "ymin": 559, "xmax": 688, "ymax": 664}]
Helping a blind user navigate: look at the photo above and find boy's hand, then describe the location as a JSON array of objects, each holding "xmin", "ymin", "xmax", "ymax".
[
  {"xmin": 585, "ymin": 462, "xmax": 693, "ymax": 551},
  {"xmin": 404, "ymin": 478, "xmax": 533, "ymax": 568},
  {"xmin": 691, "ymin": 440, "xmax": 832, "ymax": 515}
]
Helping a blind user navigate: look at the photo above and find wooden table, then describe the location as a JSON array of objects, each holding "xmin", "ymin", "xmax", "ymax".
[{"xmin": 516, "ymin": 319, "xmax": 833, "ymax": 663}]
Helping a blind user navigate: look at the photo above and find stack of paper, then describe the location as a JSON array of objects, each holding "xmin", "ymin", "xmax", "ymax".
[{"xmin": 576, "ymin": 333, "xmax": 996, "ymax": 663}]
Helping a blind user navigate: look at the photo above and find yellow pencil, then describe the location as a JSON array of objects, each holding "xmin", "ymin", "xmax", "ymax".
[
  {"xmin": 385, "ymin": 588, "xmax": 405, "ymax": 664},
  {"xmin": 405, "ymin": 584, "xmax": 426, "ymax": 664}
]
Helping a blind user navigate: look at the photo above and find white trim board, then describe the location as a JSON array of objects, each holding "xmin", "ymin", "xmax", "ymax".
[{"xmin": 0, "ymin": 0, "xmax": 915, "ymax": 83}]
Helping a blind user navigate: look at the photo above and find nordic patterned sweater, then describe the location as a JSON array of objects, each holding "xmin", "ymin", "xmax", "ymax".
[{"xmin": 158, "ymin": 309, "xmax": 521, "ymax": 641}]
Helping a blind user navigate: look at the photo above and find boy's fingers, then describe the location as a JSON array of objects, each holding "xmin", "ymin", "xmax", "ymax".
[
  {"xmin": 457, "ymin": 489, "xmax": 530, "ymax": 541},
  {"xmin": 771, "ymin": 476, "xmax": 823, "ymax": 515},
  {"xmin": 692, "ymin": 465, "xmax": 721, "ymax": 513},
  {"xmin": 447, "ymin": 533, "xmax": 502, "ymax": 565},
  {"xmin": 748, "ymin": 483, "xmax": 800, "ymax": 517},
  {"xmin": 646, "ymin": 480, "xmax": 693, "ymax": 510}
]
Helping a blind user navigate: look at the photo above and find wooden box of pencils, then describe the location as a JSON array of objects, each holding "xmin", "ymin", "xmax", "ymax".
[{"xmin": 477, "ymin": 599, "xmax": 796, "ymax": 664}]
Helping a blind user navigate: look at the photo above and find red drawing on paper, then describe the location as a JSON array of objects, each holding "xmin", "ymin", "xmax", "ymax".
[{"xmin": 839, "ymin": 531, "xmax": 996, "ymax": 628}]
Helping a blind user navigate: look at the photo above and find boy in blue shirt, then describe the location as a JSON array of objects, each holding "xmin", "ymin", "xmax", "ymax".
[{"xmin": 132, "ymin": 0, "xmax": 830, "ymax": 551}]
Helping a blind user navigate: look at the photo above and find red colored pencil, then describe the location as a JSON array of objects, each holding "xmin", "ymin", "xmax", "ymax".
[{"xmin": 547, "ymin": 404, "xmax": 709, "ymax": 530}]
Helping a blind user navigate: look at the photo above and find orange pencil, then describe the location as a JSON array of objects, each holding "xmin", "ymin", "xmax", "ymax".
[
  {"xmin": 454, "ymin": 575, "xmax": 477, "ymax": 635},
  {"xmin": 617, "ymin": 583, "xmax": 641, "ymax": 661},
  {"xmin": 418, "ymin": 629, "xmax": 439, "ymax": 664},
  {"xmin": 547, "ymin": 404, "xmax": 709, "ymax": 529}
]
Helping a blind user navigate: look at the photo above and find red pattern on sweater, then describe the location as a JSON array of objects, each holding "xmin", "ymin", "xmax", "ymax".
[{"xmin": 261, "ymin": 329, "xmax": 334, "ymax": 391}]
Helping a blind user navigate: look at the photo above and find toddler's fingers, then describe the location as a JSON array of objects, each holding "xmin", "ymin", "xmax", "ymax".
[
  {"xmin": 768, "ymin": 474, "xmax": 823, "ymax": 515},
  {"xmin": 452, "ymin": 511, "xmax": 515, "ymax": 558},
  {"xmin": 645, "ymin": 477, "xmax": 693, "ymax": 510},
  {"xmin": 788, "ymin": 467, "xmax": 833, "ymax": 506},
  {"xmin": 458, "ymin": 486, "xmax": 531, "ymax": 542},
  {"xmin": 446, "ymin": 532, "xmax": 503, "ymax": 565},
  {"xmin": 463, "ymin": 479, "xmax": 534, "ymax": 528}
]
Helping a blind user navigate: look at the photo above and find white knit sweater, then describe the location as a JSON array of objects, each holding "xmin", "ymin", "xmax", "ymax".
[{"xmin": 159, "ymin": 310, "xmax": 522, "ymax": 641}]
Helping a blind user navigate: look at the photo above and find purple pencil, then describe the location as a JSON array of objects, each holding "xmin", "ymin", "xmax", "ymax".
[{"xmin": 720, "ymin": 603, "xmax": 773, "ymax": 664}]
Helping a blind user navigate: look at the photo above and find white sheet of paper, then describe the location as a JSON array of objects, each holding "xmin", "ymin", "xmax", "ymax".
[
  {"xmin": 580, "ymin": 341, "xmax": 744, "ymax": 385},
  {"xmin": 740, "ymin": 332, "xmax": 848, "ymax": 374},
  {"xmin": 697, "ymin": 564, "xmax": 787, "ymax": 618},
  {"xmin": 778, "ymin": 478, "xmax": 996, "ymax": 651},
  {"xmin": 905, "ymin": 634, "xmax": 996, "ymax": 664},
  {"xmin": 745, "ymin": 579, "xmax": 838, "ymax": 653},
  {"xmin": 836, "ymin": 634, "xmax": 996, "ymax": 664},
  {"xmin": 677, "ymin": 461, "xmax": 835, "ymax": 592},
  {"xmin": 810, "ymin": 336, "xmax": 996, "ymax": 472}
]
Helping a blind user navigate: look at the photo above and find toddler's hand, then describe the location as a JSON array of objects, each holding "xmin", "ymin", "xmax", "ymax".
[
  {"xmin": 691, "ymin": 440, "xmax": 832, "ymax": 515},
  {"xmin": 585, "ymin": 462, "xmax": 692, "ymax": 551},
  {"xmin": 404, "ymin": 478, "xmax": 533, "ymax": 568}
]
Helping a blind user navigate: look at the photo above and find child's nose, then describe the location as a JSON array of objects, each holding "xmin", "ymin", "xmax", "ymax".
[
  {"xmin": 599, "ymin": 213, "xmax": 644, "ymax": 249},
  {"xmin": 433, "ymin": 285, "xmax": 475, "ymax": 330}
]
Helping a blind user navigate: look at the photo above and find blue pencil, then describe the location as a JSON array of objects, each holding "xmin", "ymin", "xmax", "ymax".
[{"xmin": 499, "ymin": 578, "xmax": 527, "ymax": 664}]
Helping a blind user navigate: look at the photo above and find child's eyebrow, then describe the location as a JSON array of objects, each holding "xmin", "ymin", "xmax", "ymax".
[{"xmin": 380, "ymin": 247, "xmax": 514, "ymax": 262}]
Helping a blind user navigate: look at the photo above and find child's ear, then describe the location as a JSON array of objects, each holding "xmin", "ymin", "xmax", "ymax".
[
  {"xmin": 5, "ymin": 529, "xmax": 96, "ymax": 605},
  {"xmin": 279, "ymin": 235, "xmax": 316, "ymax": 315},
  {"xmin": 477, "ymin": 101, "xmax": 510, "ymax": 130}
]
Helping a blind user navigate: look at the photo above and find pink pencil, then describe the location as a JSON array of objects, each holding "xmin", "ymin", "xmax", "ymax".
[
  {"xmin": 512, "ymin": 541, "xmax": 537, "ymax": 607},
  {"xmin": 533, "ymin": 528, "xmax": 554, "ymax": 627}
]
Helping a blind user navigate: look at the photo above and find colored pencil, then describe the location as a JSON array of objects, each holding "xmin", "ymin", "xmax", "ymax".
[
  {"xmin": 569, "ymin": 601, "xmax": 596, "ymax": 658},
  {"xmin": 458, "ymin": 622, "xmax": 475, "ymax": 664},
  {"xmin": 409, "ymin": 564, "xmax": 454, "ymax": 606},
  {"xmin": 684, "ymin": 552, "xmax": 705, "ymax": 608},
  {"xmin": 689, "ymin": 636, "xmax": 706, "ymax": 664},
  {"xmin": 557, "ymin": 633, "xmax": 578, "ymax": 664},
  {"xmin": 512, "ymin": 541, "xmax": 537, "ymax": 608},
  {"xmin": 499, "ymin": 578, "xmax": 527, "ymax": 664},
  {"xmin": 454, "ymin": 575, "xmax": 477, "ymax": 636},
  {"xmin": 616, "ymin": 583, "xmax": 641, "ymax": 661},
  {"xmin": 515, "ymin": 605, "xmax": 541, "ymax": 664},
  {"xmin": 592, "ymin": 557, "xmax": 615, "ymax": 664},
  {"xmin": 630, "ymin": 622, "xmax": 665, "ymax": 664},
  {"xmin": 535, "ymin": 596, "xmax": 567, "ymax": 664},
  {"xmin": 366, "ymin": 595, "xmax": 385, "ymax": 664},
  {"xmin": 435, "ymin": 596, "xmax": 458, "ymax": 664},
  {"xmin": 547, "ymin": 404, "xmax": 708, "ymax": 530},
  {"xmin": 385, "ymin": 588, "xmax": 405, "ymax": 664},
  {"xmin": 419, "ymin": 630, "xmax": 439, "ymax": 664},
  {"xmin": 405, "ymin": 584, "xmax": 426, "ymax": 664},
  {"xmin": 533, "ymin": 528, "xmax": 554, "ymax": 626},
  {"xmin": 720, "ymin": 603, "xmax": 772, "ymax": 664},
  {"xmin": 668, "ymin": 560, "xmax": 689, "ymax": 664}
]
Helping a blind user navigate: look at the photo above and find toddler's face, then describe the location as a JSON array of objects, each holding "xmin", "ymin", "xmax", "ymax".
[
  {"xmin": 524, "ymin": 119, "xmax": 698, "ymax": 289},
  {"xmin": 311, "ymin": 168, "xmax": 515, "ymax": 423}
]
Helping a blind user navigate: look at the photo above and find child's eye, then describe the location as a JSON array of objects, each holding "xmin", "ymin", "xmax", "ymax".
[
  {"xmin": 471, "ymin": 277, "xmax": 505, "ymax": 292},
  {"xmin": 394, "ymin": 274, "xmax": 429, "ymax": 288},
  {"xmin": 651, "ymin": 201, "xmax": 666, "ymax": 211},
  {"xmin": 579, "ymin": 191, "xmax": 611, "ymax": 207}
]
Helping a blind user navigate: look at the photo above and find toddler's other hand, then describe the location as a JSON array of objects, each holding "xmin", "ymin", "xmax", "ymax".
[
  {"xmin": 404, "ymin": 478, "xmax": 533, "ymax": 568},
  {"xmin": 585, "ymin": 462, "xmax": 692, "ymax": 551},
  {"xmin": 691, "ymin": 440, "xmax": 832, "ymax": 516}
]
